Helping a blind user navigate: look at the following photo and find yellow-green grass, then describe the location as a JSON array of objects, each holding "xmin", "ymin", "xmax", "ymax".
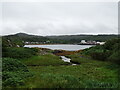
[
  {"xmin": 19, "ymin": 54, "xmax": 119, "ymax": 88},
  {"xmin": 21, "ymin": 54, "xmax": 70, "ymax": 66}
]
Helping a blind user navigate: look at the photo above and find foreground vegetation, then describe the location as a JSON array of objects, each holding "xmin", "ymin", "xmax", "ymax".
[
  {"xmin": 20, "ymin": 55, "xmax": 119, "ymax": 88},
  {"xmin": 82, "ymin": 38, "xmax": 120, "ymax": 64},
  {"xmin": 2, "ymin": 58, "xmax": 32, "ymax": 87},
  {"xmin": 2, "ymin": 47, "xmax": 38, "ymax": 59},
  {"xmin": 2, "ymin": 37, "xmax": 120, "ymax": 89}
]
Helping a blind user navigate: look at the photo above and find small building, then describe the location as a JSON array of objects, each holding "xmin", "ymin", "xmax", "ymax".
[
  {"xmin": 35, "ymin": 42, "xmax": 39, "ymax": 44},
  {"xmin": 25, "ymin": 42, "xmax": 29, "ymax": 44},
  {"xmin": 46, "ymin": 40, "xmax": 50, "ymax": 43},
  {"xmin": 81, "ymin": 40, "xmax": 86, "ymax": 44}
]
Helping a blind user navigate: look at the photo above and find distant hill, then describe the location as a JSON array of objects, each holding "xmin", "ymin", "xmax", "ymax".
[
  {"xmin": 2, "ymin": 33, "xmax": 118, "ymax": 47},
  {"xmin": 2, "ymin": 33, "xmax": 49, "ymax": 47},
  {"xmin": 46, "ymin": 34, "xmax": 118, "ymax": 44},
  {"xmin": 15, "ymin": 33, "xmax": 29, "ymax": 36}
]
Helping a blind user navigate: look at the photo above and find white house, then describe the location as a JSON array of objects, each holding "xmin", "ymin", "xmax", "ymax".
[{"xmin": 81, "ymin": 40, "xmax": 86, "ymax": 44}]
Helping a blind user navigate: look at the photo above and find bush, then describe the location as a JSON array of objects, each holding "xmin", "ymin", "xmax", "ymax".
[
  {"xmin": 2, "ymin": 58, "xmax": 32, "ymax": 87},
  {"xmin": 2, "ymin": 58, "xmax": 28, "ymax": 72},
  {"xmin": 2, "ymin": 47, "xmax": 38, "ymax": 59},
  {"xmin": 103, "ymin": 38, "xmax": 120, "ymax": 50},
  {"xmin": 90, "ymin": 52, "xmax": 106, "ymax": 61},
  {"xmin": 90, "ymin": 50, "xmax": 111, "ymax": 61},
  {"xmin": 108, "ymin": 51, "xmax": 120, "ymax": 64},
  {"xmin": 39, "ymin": 73, "xmax": 80, "ymax": 88},
  {"xmin": 82, "ymin": 45, "xmax": 104, "ymax": 55},
  {"xmin": 3, "ymin": 75, "xmax": 24, "ymax": 87},
  {"xmin": 82, "ymin": 38, "xmax": 120, "ymax": 64}
]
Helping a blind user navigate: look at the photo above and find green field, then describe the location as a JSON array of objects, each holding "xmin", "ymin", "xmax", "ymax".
[
  {"xmin": 21, "ymin": 54, "xmax": 70, "ymax": 66},
  {"xmin": 17, "ymin": 53, "xmax": 119, "ymax": 88}
]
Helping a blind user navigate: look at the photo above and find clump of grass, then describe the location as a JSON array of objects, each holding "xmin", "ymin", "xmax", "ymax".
[
  {"xmin": 23, "ymin": 63, "xmax": 119, "ymax": 88},
  {"xmin": 23, "ymin": 53, "xmax": 119, "ymax": 88},
  {"xmin": 67, "ymin": 54, "xmax": 95, "ymax": 64},
  {"xmin": 2, "ymin": 58, "xmax": 32, "ymax": 87},
  {"xmin": 22, "ymin": 54, "xmax": 70, "ymax": 66},
  {"xmin": 23, "ymin": 73, "xmax": 81, "ymax": 88},
  {"xmin": 82, "ymin": 79, "xmax": 119, "ymax": 88},
  {"xmin": 2, "ymin": 47, "xmax": 38, "ymax": 59}
]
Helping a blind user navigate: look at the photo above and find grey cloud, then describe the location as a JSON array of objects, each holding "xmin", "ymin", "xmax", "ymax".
[{"xmin": 1, "ymin": 2, "xmax": 118, "ymax": 35}]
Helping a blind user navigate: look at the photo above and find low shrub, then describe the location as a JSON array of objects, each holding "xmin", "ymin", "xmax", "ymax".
[
  {"xmin": 83, "ymin": 79, "xmax": 118, "ymax": 88},
  {"xmin": 39, "ymin": 73, "xmax": 80, "ymax": 88},
  {"xmin": 108, "ymin": 51, "xmax": 120, "ymax": 64},
  {"xmin": 3, "ymin": 74, "xmax": 24, "ymax": 87},
  {"xmin": 2, "ymin": 58, "xmax": 32, "ymax": 87},
  {"xmin": 2, "ymin": 47, "xmax": 38, "ymax": 59},
  {"xmin": 90, "ymin": 52, "xmax": 106, "ymax": 61},
  {"xmin": 81, "ymin": 38, "xmax": 120, "ymax": 64},
  {"xmin": 2, "ymin": 58, "xmax": 28, "ymax": 72},
  {"xmin": 22, "ymin": 54, "xmax": 70, "ymax": 66}
]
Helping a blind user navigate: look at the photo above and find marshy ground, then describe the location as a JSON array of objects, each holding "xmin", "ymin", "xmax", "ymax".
[{"xmin": 18, "ymin": 48, "xmax": 119, "ymax": 88}]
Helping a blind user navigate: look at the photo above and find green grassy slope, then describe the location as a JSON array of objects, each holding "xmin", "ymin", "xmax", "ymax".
[
  {"xmin": 18, "ymin": 53, "xmax": 119, "ymax": 88},
  {"xmin": 21, "ymin": 54, "xmax": 70, "ymax": 66}
]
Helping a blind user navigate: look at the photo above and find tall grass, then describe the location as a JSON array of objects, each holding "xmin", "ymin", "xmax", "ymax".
[
  {"xmin": 22, "ymin": 54, "xmax": 70, "ymax": 66},
  {"xmin": 21, "ymin": 53, "xmax": 119, "ymax": 88},
  {"xmin": 2, "ymin": 58, "xmax": 32, "ymax": 87},
  {"xmin": 23, "ymin": 73, "xmax": 81, "ymax": 88}
]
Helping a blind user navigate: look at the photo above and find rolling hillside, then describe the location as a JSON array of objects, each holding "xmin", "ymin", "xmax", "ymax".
[{"xmin": 2, "ymin": 33, "xmax": 118, "ymax": 47}]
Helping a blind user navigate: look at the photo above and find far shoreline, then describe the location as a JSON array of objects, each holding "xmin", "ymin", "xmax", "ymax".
[
  {"xmin": 25, "ymin": 44, "xmax": 76, "ymax": 45},
  {"xmin": 25, "ymin": 44, "xmax": 96, "ymax": 45}
]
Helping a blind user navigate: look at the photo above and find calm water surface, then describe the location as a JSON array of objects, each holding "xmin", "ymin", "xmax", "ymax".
[{"xmin": 24, "ymin": 44, "xmax": 94, "ymax": 51}]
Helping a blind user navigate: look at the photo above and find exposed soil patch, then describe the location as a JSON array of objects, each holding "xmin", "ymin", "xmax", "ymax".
[{"xmin": 53, "ymin": 50, "xmax": 82, "ymax": 56}]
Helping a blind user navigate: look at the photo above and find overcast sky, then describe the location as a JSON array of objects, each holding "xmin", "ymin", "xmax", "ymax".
[{"xmin": 1, "ymin": 2, "xmax": 118, "ymax": 36}]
